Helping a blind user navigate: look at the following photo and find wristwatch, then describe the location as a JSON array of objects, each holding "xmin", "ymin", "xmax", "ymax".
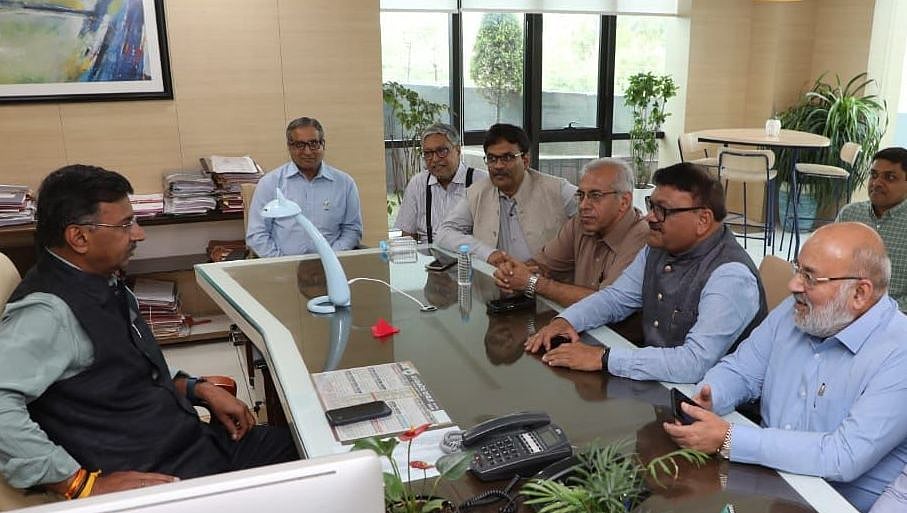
[
  {"xmin": 600, "ymin": 346, "xmax": 611, "ymax": 373},
  {"xmin": 524, "ymin": 273, "xmax": 540, "ymax": 298},
  {"xmin": 718, "ymin": 423, "xmax": 733, "ymax": 459},
  {"xmin": 186, "ymin": 376, "xmax": 208, "ymax": 405}
]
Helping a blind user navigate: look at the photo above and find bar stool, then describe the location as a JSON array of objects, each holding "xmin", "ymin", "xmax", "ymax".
[
  {"xmin": 678, "ymin": 133, "xmax": 720, "ymax": 178},
  {"xmin": 718, "ymin": 148, "xmax": 778, "ymax": 255},
  {"xmin": 779, "ymin": 142, "xmax": 861, "ymax": 258}
]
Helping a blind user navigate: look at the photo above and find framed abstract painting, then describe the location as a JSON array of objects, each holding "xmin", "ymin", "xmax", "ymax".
[{"xmin": 0, "ymin": 0, "xmax": 172, "ymax": 103}]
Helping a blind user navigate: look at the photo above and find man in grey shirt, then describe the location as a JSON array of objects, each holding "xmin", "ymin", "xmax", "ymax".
[
  {"xmin": 436, "ymin": 123, "xmax": 577, "ymax": 265},
  {"xmin": 394, "ymin": 122, "xmax": 488, "ymax": 243}
]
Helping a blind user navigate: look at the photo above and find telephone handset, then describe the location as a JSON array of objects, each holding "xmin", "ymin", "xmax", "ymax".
[{"xmin": 462, "ymin": 411, "xmax": 572, "ymax": 482}]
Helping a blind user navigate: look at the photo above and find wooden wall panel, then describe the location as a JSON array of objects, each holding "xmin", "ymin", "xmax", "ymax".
[
  {"xmin": 0, "ymin": 105, "xmax": 66, "ymax": 190},
  {"xmin": 277, "ymin": 0, "xmax": 386, "ymax": 246},
  {"xmin": 810, "ymin": 0, "xmax": 874, "ymax": 82},
  {"xmin": 59, "ymin": 101, "xmax": 182, "ymax": 193}
]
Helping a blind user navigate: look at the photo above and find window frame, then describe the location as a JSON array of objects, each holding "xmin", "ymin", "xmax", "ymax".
[{"xmin": 382, "ymin": 12, "xmax": 665, "ymax": 167}]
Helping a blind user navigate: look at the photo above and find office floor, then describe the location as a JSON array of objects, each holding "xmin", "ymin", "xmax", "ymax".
[{"xmin": 161, "ymin": 226, "xmax": 812, "ymax": 415}]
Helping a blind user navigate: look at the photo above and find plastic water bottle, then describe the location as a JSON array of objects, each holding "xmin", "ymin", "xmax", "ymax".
[
  {"xmin": 381, "ymin": 236, "xmax": 417, "ymax": 263},
  {"xmin": 456, "ymin": 244, "xmax": 472, "ymax": 286},
  {"xmin": 458, "ymin": 284, "xmax": 472, "ymax": 321}
]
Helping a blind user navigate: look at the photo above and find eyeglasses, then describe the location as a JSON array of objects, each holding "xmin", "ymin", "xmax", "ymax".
[
  {"xmin": 288, "ymin": 139, "xmax": 324, "ymax": 151},
  {"xmin": 422, "ymin": 147, "xmax": 451, "ymax": 162},
  {"xmin": 645, "ymin": 196, "xmax": 704, "ymax": 222},
  {"xmin": 792, "ymin": 262, "xmax": 865, "ymax": 289},
  {"xmin": 75, "ymin": 218, "xmax": 137, "ymax": 232},
  {"xmin": 869, "ymin": 170, "xmax": 904, "ymax": 183},
  {"xmin": 484, "ymin": 152, "xmax": 524, "ymax": 165},
  {"xmin": 575, "ymin": 190, "xmax": 620, "ymax": 203}
]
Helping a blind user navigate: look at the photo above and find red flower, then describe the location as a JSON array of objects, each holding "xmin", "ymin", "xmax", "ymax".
[
  {"xmin": 399, "ymin": 423, "xmax": 431, "ymax": 441},
  {"xmin": 409, "ymin": 460, "xmax": 433, "ymax": 470}
]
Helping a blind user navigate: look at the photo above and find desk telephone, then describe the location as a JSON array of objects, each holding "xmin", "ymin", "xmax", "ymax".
[{"xmin": 457, "ymin": 411, "xmax": 572, "ymax": 482}]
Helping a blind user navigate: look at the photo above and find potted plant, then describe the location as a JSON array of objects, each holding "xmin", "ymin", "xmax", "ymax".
[
  {"xmin": 521, "ymin": 440, "xmax": 708, "ymax": 513},
  {"xmin": 775, "ymin": 72, "xmax": 887, "ymax": 225},
  {"xmin": 623, "ymin": 72, "xmax": 678, "ymax": 188},
  {"xmin": 383, "ymin": 82, "xmax": 447, "ymax": 220},
  {"xmin": 352, "ymin": 424, "xmax": 473, "ymax": 513}
]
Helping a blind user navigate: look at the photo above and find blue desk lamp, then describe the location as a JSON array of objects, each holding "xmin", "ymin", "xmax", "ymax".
[{"xmin": 261, "ymin": 188, "xmax": 351, "ymax": 314}]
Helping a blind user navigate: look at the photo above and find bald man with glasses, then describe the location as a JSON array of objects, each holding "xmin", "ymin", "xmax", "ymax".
[
  {"xmin": 492, "ymin": 158, "xmax": 648, "ymax": 307},
  {"xmin": 526, "ymin": 163, "xmax": 767, "ymax": 384}
]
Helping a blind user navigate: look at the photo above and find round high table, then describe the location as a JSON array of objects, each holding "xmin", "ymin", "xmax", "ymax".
[{"xmin": 696, "ymin": 128, "xmax": 831, "ymax": 258}]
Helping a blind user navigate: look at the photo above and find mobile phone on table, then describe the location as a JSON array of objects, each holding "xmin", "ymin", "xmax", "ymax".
[
  {"xmin": 486, "ymin": 295, "xmax": 535, "ymax": 314},
  {"xmin": 670, "ymin": 387, "xmax": 698, "ymax": 425},
  {"xmin": 325, "ymin": 400, "xmax": 392, "ymax": 426},
  {"xmin": 540, "ymin": 335, "xmax": 571, "ymax": 354},
  {"xmin": 425, "ymin": 258, "xmax": 456, "ymax": 272}
]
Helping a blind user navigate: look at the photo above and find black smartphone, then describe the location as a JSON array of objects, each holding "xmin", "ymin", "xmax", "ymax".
[
  {"xmin": 325, "ymin": 400, "xmax": 392, "ymax": 426},
  {"xmin": 425, "ymin": 258, "xmax": 456, "ymax": 272},
  {"xmin": 486, "ymin": 295, "xmax": 535, "ymax": 314},
  {"xmin": 540, "ymin": 335, "xmax": 571, "ymax": 354},
  {"xmin": 670, "ymin": 387, "xmax": 697, "ymax": 426}
]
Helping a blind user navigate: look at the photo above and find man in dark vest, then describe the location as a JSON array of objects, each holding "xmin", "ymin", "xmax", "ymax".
[
  {"xmin": 0, "ymin": 165, "xmax": 297, "ymax": 499},
  {"xmin": 526, "ymin": 163, "xmax": 767, "ymax": 383}
]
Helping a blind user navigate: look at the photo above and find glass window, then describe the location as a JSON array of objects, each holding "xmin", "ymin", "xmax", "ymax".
[
  {"xmin": 463, "ymin": 12, "xmax": 525, "ymax": 131},
  {"xmin": 612, "ymin": 16, "xmax": 670, "ymax": 133},
  {"xmin": 380, "ymin": 12, "xmax": 451, "ymax": 139},
  {"xmin": 538, "ymin": 142, "xmax": 600, "ymax": 185},
  {"xmin": 541, "ymin": 14, "xmax": 600, "ymax": 130}
]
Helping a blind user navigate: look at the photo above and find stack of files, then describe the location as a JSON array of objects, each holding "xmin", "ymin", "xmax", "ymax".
[
  {"xmin": 163, "ymin": 172, "xmax": 217, "ymax": 215},
  {"xmin": 129, "ymin": 193, "xmax": 164, "ymax": 219},
  {"xmin": 0, "ymin": 185, "xmax": 34, "ymax": 227},
  {"xmin": 132, "ymin": 278, "xmax": 188, "ymax": 341},
  {"xmin": 200, "ymin": 155, "xmax": 262, "ymax": 212}
]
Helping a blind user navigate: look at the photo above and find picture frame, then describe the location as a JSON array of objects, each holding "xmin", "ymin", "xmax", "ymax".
[{"xmin": 0, "ymin": 0, "xmax": 173, "ymax": 103}]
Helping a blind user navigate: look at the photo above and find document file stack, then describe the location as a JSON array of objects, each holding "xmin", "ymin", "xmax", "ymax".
[
  {"xmin": 200, "ymin": 155, "xmax": 263, "ymax": 213},
  {"xmin": 132, "ymin": 278, "xmax": 188, "ymax": 342},
  {"xmin": 163, "ymin": 172, "xmax": 217, "ymax": 215},
  {"xmin": 0, "ymin": 184, "xmax": 34, "ymax": 227}
]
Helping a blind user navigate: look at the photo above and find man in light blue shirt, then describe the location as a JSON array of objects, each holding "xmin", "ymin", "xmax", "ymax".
[
  {"xmin": 246, "ymin": 117, "xmax": 362, "ymax": 256},
  {"xmin": 666, "ymin": 223, "xmax": 907, "ymax": 513},
  {"xmin": 526, "ymin": 163, "xmax": 765, "ymax": 383}
]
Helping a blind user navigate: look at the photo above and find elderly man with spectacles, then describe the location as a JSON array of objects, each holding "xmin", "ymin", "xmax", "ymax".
[
  {"xmin": 246, "ymin": 116, "xmax": 363, "ymax": 257},
  {"xmin": 436, "ymin": 123, "xmax": 577, "ymax": 265},
  {"xmin": 394, "ymin": 123, "xmax": 488, "ymax": 244},
  {"xmin": 665, "ymin": 222, "xmax": 907, "ymax": 513},
  {"xmin": 526, "ymin": 163, "xmax": 767, "ymax": 384},
  {"xmin": 491, "ymin": 158, "xmax": 648, "ymax": 307}
]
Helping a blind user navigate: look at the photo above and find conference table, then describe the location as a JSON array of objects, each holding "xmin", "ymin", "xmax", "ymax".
[
  {"xmin": 195, "ymin": 248, "xmax": 855, "ymax": 513},
  {"xmin": 696, "ymin": 128, "xmax": 831, "ymax": 257}
]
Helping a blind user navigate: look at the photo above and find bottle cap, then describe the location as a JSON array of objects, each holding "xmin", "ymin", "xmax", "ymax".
[{"xmin": 458, "ymin": 244, "xmax": 470, "ymax": 253}]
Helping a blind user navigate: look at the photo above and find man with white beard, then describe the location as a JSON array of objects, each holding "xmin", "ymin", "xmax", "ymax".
[{"xmin": 664, "ymin": 223, "xmax": 907, "ymax": 513}]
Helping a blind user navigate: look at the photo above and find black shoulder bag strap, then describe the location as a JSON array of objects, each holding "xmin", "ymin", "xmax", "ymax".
[{"xmin": 426, "ymin": 167, "xmax": 475, "ymax": 245}]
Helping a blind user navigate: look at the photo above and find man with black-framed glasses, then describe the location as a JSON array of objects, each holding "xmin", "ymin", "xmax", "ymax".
[
  {"xmin": 246, "ymin": 116, "xmax": 362, "ymax": 257},
  {"xmin": 436, "ymin": 123, "xmax": 577, "ymax": 265},
  {"xmin": 526, "ymin": 162, "xmax": 767, "ymax": 385},
  {"xmin": 491, "ymin": 158, "xmax": 647, "ymax": 307},
  {"xmin": 664, "ymin": 222, "xmax": 907, "ymax": 513},
  {"xmin": 394, "ymin": 122, "xmax": 488, "ymax": 243}
]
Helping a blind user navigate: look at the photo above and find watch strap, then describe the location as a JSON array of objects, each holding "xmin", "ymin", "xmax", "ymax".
[{"xmin": 524, "ymin": 274, "xmax": 539, "ymax": 298}]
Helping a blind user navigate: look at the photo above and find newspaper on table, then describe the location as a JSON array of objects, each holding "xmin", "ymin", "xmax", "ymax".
[{"xmin": 312, "ymin": 361, "xmax": 452, "ymax": 443}]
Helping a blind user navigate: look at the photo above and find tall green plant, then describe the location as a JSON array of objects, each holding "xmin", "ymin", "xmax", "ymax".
[
  {"xmin": 383, "ymin": 82, "xmax": 447, "ymax": 206},
  {"xmin": 470, "ymin": 13, "xmax": 523, "ymax": 122},
  {"xmin": 776, "ymin": 72, "xmax": 887, "ymax": 207},
  {"xmin": 624, "ymin": 72, "xmax": 678, "ymax": 187}
]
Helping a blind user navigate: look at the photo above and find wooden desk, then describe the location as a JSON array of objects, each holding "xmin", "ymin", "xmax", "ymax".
[
  {"xmin": 196, "ymin": 250, "xmax": 856, "ymax": 513},
  {"xmin": 696, "ymin": 129, "xmax": 831, "ymax": 256}
]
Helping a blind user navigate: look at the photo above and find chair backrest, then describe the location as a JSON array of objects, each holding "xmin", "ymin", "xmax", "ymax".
[
  {"xmin": 840, "ymin": 142, "xmax": 861, "ymax": 167},
  {"xmin": 678, "ymin": 133, "xmax": 709, "ymax": 162},
  {"xmin": 718, "ymin": 148, "xmax": 775, "ymax": 182},
  {"xmin": 758, "ymin": 255, "xmax": 794, "ymax": 311},
  {"xmin": 0, "ymin": 252, "xmax": 21, "ymax": 313},
  {"xmin": 240, "ymin": 183, "xmax": 257, "ymax": 236}
]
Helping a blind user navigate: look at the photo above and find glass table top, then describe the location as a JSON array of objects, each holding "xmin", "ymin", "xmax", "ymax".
[{"xmin": 195, "ymin": 249, "xmax": 848, "ymax": 513}]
